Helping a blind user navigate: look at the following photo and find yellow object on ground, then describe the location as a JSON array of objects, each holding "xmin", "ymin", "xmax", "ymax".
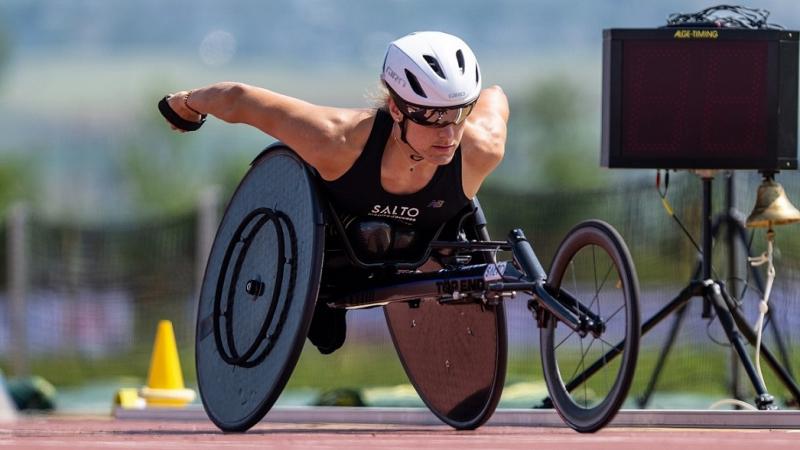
[
  {"xmin": 114, "ymin": 388, "xmax": 146, "ymax": 410},
  {"xmin": 139, "ymin": 320, "xmax": 196, "ymax": 408}
]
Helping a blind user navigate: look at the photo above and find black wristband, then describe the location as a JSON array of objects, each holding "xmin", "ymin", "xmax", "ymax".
[{"xmin": 158, "ymin": 95, "xmax": 207, "ymax": 132}]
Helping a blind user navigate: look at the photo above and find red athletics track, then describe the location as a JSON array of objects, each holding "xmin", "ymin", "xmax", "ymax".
[{"xmin": 1, "ymin": 417, "xmax": 799, "ymax": 450}]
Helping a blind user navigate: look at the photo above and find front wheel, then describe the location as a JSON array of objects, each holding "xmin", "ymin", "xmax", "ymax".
[{"xmin": 540, "ymin": 220, "xmax": 640, "ymax": 432}]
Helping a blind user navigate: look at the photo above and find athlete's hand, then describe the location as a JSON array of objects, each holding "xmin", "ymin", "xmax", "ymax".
[
  {"xmin": 159, "ymin": 91, "xmax": 206, "ymax": 132},
  {"xmin": 165, "ymin": 91, "xmax": 203, "ymax": 132}
]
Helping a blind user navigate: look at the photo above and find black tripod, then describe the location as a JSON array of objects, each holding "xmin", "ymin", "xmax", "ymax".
[{"xmin": 634, "ymin": 174, "xmax": 800, "ymax": 410}]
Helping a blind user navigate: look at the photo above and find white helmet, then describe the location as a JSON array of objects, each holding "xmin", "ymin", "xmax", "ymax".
[{"xmin": 382, "ymin": 31, "xmax": 481, "ymax": 108}]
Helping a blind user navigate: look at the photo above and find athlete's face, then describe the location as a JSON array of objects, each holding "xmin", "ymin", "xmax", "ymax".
[{"xmin": 388, "ymin": 98, "xmax": 468, "ymax": 165}]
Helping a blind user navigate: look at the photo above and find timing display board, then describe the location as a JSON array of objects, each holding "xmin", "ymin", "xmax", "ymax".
[{"xmin": 601, "ymin": 28, "xmax": 798, "ymax": 170}]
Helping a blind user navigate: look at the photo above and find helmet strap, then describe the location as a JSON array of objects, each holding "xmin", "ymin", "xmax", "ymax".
[{"xmin": 398, "ymin": 116, "xmax": 425, "ymax": 161}]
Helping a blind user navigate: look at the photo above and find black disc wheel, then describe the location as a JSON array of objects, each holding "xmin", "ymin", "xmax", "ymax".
[
  {"xmin": 540, "ymin": 220, "xmax": 640, "ymax": 433},
  {"xmin": 195, "ymin": 146, "xmax": 325, "ymax": 432}
]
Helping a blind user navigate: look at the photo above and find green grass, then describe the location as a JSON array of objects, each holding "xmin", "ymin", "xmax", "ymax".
[
  {"xmin": 286, "ymin": 343, "xmax": 409, "ymax": 390},
  {"xmin": 3, "ymin": 344, "xmax": 798, "ymax": 405}
]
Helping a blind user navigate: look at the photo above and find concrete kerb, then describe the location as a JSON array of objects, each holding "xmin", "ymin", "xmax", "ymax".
[{"xmin": 114, "ymin": 405, "xmax": 800, "ymax": 429}]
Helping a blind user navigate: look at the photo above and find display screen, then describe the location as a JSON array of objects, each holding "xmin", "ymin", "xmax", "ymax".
[{"xmin": 620, "ymin": 40, "xmax": 769, "ymax": 161}]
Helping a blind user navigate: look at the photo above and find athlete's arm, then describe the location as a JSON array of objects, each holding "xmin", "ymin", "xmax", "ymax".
[
  {"xmin": 461, "ymin": 85, "xmax": 509, "ymax": 198},
  {"xmin": 165, "ymin": 82, "xmax": 372, "ymax": 178}
]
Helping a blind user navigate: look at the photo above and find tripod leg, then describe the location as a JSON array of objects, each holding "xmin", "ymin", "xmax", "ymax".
[
  {"xmin": 707, "ymin": 282, "xmax": 776, "ymax": 409},
  {"xmin": 637, "ymin": 302, "xmax": 690, "ymax": 409},
  {"xmin": 720, "ymin": 288, "xmax": 800, "ymax": 405}
]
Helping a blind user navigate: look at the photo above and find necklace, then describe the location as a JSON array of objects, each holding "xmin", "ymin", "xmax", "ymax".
[{"xmin": 392, "ymin": 133, "xmax": 422, "ymax": 171}]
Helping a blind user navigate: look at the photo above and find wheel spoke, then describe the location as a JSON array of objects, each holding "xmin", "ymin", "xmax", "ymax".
[
  {"xmin": 598, "ymin": 262, "xmax": 613, "ymax": 291},
  {"xmin": 564, "ymin": 253, "xmax": 619, "ymax": 405},
  {"xmin": 589, "ymin": 262, "xmax": 614, "ymax": 309},
  {"xmin": 604, "ymin": 303, "xmax": 626, "ymax": 324},
  {"xmin": 580, "ymin": 337, "xmax": 588, "ymax": 404},
  {"xmin": 598, "ymin": 336, "xmax": 621, "ymax": 349},
  {"xmin": 570, "ymin": 260, "xmax": 579, "ymax": 300},
  {"xmin": 568, "ymin": 336, "xmax": 597, "ymax": 388},
  {"xmin": 554, "ymin": 328, "xmax": 577, "ymax": 350},
  {"xmin": 595, "ymin": 276, "xmax": 608, "ymax": 391}
]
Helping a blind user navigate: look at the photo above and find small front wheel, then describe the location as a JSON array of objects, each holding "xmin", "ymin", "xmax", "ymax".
[{"xmin": 540, "ymin": 220, "xmax": 640, "ymax": 432}]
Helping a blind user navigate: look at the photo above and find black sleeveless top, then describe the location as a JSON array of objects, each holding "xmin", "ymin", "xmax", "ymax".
[{"xmin": 320, "ymin": 109, "xmax": 470, "ymax": 233}]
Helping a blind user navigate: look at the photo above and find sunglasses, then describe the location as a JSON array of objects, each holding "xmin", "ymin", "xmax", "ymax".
[{"xmin": 387, "ymin": 86, "xmax": 478, "ymax": 128}]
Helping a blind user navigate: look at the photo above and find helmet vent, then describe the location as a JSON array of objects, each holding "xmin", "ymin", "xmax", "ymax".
[
  {"xmin": 475, "ymin": 66, "xmax": 480, "ymax": 84},
  {"xmin": 422, "ymin": 55, "xmax": 446, "ymax": 79},
  {"xmin": 404, "ymin": 69, "xmax": 428, "ymax": 98},
  {"xmin": 455, "ymin": 50, "xmax": 465, "ymax": 74}
]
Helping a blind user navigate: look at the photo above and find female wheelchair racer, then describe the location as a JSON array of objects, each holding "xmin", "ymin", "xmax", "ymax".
[{"xmin": 159, "ymin": 31, "xmax": 640, "ymax": 434}]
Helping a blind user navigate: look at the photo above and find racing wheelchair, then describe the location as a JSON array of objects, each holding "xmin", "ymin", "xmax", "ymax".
[{"xmin": 194, "ymin": 144, "xmax": 641, "ymax": 433}]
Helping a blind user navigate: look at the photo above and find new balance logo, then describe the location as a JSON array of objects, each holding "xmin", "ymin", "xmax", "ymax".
[{"xmin": 428, "ymin": 200, "xmax": 445, "ymax": 208}]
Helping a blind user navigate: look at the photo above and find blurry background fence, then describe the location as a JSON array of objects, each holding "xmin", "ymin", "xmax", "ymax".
[
  {"xmin": 1, "ymin": 170, "xmax": 800, "ymax": 409},
  {"xmin": 0, "ymin": 203, "xmax": 198, "ymax": 385}
]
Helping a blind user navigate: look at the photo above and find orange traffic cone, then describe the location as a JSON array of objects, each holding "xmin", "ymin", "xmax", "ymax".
[{"xmin": 139, "ymin": 320, "xmax": 196, "ymax": 407}]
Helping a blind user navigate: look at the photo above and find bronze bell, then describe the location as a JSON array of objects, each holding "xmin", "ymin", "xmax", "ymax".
[{"xmin": 746, "ymin": 176, "xmax": 800, "ymax": 228}]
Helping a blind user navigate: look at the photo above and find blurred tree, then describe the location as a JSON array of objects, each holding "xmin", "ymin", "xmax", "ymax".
[
  {"xmin": 117, "ymin": 86, "xmax": 251, "ymax": 217},
  {"xmin": 0, "ymin": 155, "xmax": 37, "ymax": 215},
  {"xmin": 0, "ymin": 14, "xmax": 30, "ymax": 224},
  {"xmin": 481, "ymin": 74, "xmax": 616, "ymax": 251},
  {"xmin": 120, "ymin": 111, "xmax": 208, "ymax": 217},
  {"xmin": 496, "ymin": 75, "xmax": 609, "ymax": 193}
]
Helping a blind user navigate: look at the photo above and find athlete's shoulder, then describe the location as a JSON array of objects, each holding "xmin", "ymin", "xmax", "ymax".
[
  {"xmin": 462, "ymin": 86, "xmax": 508, "ymax": 168},
  {"xmin": 313, "ymin": 108, "xmax": 380, "ymax": 180}
]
